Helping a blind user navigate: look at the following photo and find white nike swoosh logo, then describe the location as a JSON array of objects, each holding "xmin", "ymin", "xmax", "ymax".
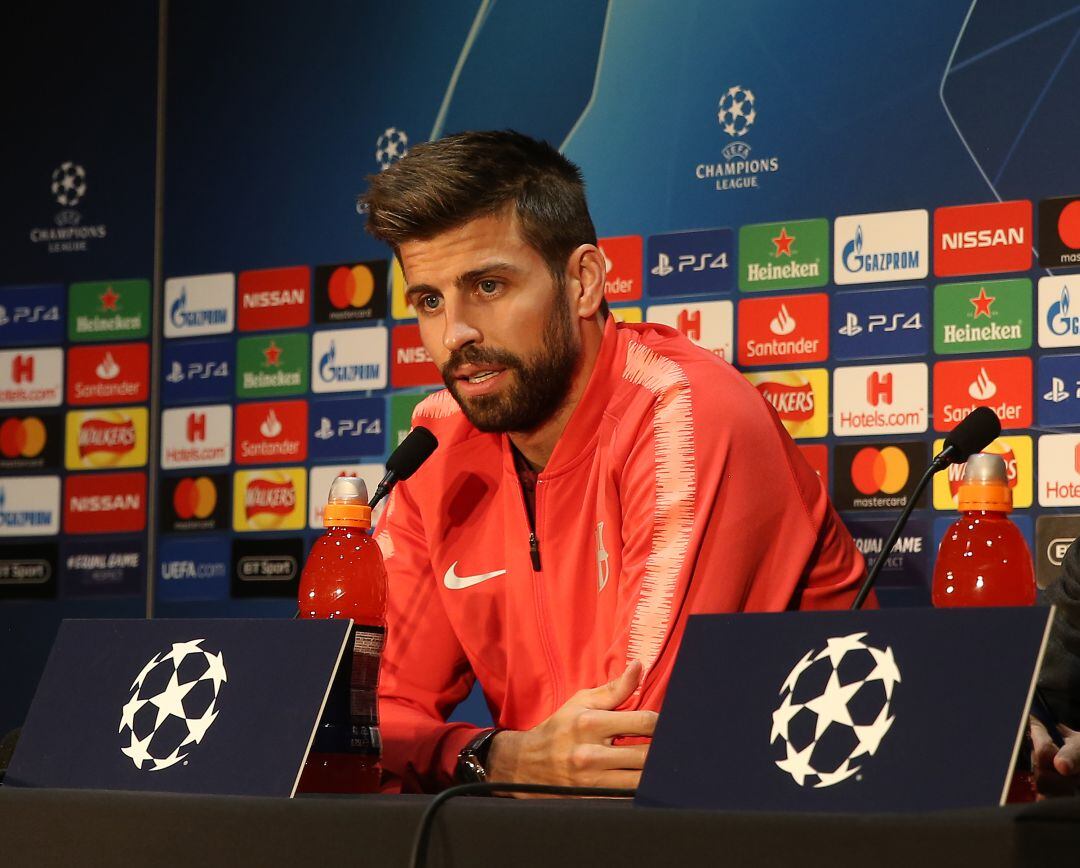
[{"xmin": 443, "ymin": 561, "xmax": 507, "ymax": 590}]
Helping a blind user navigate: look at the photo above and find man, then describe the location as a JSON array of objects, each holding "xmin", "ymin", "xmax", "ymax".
[{"xmin": 362, "ymin": 130, "xmax": 867, "ymax": 794}]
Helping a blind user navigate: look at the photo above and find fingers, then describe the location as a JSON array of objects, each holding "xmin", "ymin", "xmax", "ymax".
[
  {"xmin": 580, "ymin": 661, "xmax": 643, "ymax": 711},
  {"xmin": 1030, "ymin": 716, "xmax": 1057, "ymax": 770},
  {"xmin": 1054, "ymin": 724, "xmax": 1080, "ymax": 777},
  {"xmin": 573, "ymin": 708, "xmax": 658, "ymax": 741}
]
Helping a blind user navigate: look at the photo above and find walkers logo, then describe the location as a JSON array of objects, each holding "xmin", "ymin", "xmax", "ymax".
[
  {"xmin": 0, "ymin": 542, "xmax": 58, "ymax": 599},
  {"xmin": 933, "ymin": 279, "xmax": 1031, "ymax": 355},
  {"xmin": 0, "ymin": 284, "xmax": 64, "ymax": 345},
  {"xmin": 933, "ymin": 200, "xmax": 1031, "ymax": 277},
  {"xmin": 0, "ymin": 413, "xmax": 61, "ymax": 470},
  {"xmin": 1038, "ymin": 196, "xmax": 1080, "ymax": 269},
  {"xmin": 237, "ymin": 266, "xmax": 310, "ymax": 331},
  {"xmin": 236, "ymin": 332, "xmax": 309, "ymax": 398},
  {"xmin": 310, "ymin": 397, "xmax": 385, "ymax": 460},
  {"xmin": 389, "ymin": 259, "xmax": 415, "ymax": 321},
  {"xmin": 737, "ymin": 293, "xmax": 828, "ymax": 366},
  {"xmin": 798, "ymin": 444, "xmax": 829, "ymax": 486},
  {"xmin": 0, "ymin": 348, "xmax": 63, "ymax": 407},
  {"xmin": 833, "ymin": 363, "xmax": 928, "ymax": 436},
  {"xmin": 1038, "ymin": 277, "xmax": 1080, "ymax": 349},
  {"xmin": 314, "ymin": 261, "xmax": 388, "ymax": 324},
  {"xmin": 832, "ymin": 286, "xmax": 928, "ymax": 361},
  {"xmin": 234, "ymin": 400, "xmax": 307, "ymax": 465},
  {"xmin": 0, "ymin": 476, "xmax": 61, "ymax": 537},
  {"xmin": 308, "ymin": 465, "xmax": 384, "ymax": 529},
  {"xmin": 232, "ymin": 537, "xmax": 304, "ymax": 599},
  {"xmin": 233, "ymin": 468, "xmax": 306, "ymax": 532},
  {"xmin": 67, "ymin": 342, "xmax": 149, "ymax": 405},
  {"xmin": 834, "ymin": 441, "xmax": 928, "ymax": 511},
  {"xmin": 743, "ymin": 369, "xmax": 828, "ymax": 439},
  {"xmin": 391, "ymin": 324, "xmax": 440, "ymax": 388},
  {"xmin": 845, "ymin": 517, "xmax": 930, "ymax": 588},
  {"xmin": 612, "ymin": 307, "xmax": 643, "ymax": 323},
  {"xmin": 599, "ymin": 236, "xmax": 643, "ymax": 302},
  {"xmin": 694, "ymin": 84, "xmax": 782, "ymax": 192},
  {"xmin": 834, "ymin": 210, "xmax": 928, "ymax": 285},
  {"xmin": 932, "ymin": 357, "xmax": 1032, "ymax": 431},
  {"xmin": 1039, "ymin": 353, "xmax": 1080, "ymax": 427},
  {"xmin": 1038, "ymin": 434, "xmax": 1080, "ymax": 507},
  {"xmin": 162, "ymin": 338, "xmax": 233, "ymax": 405},
  {"xmin": 645, "ymin": 229, "xmax": 734, "ymax": 297},
  {"xmin": 63, "ymin": 472, "xmax": 146, "ymax": 534},
  {"xmin": 163, "ymin": 274, "xmax": 235, "ymax": 338},
  {"xmin": 161, "ymin": 473, "xmax": 229, "ymax": 532},
  {"xmin": 390, "ymin": 392, "xmax": 436, "ymax": 448},
  {"xmin": 29, "ymin": 161, "xmax": 109, "ymax": 255},
  {"xmin": 60, "ymin": 537, "xmax": 144, "ymax": 597},
  {"xmin": 65, "ymin": 408, "xmax": 148, "ymax": 470},
  {"xmin": 68, "ymin": 279, "xmax": 150, "ymax": 342},
  {"xmin": 738, "ymin": 219, "xmax": 829, "ymax": 292},
  {"xmin": 932, "ymin": 436, "xmax": 1032, "ymax": 510},
  {"xmin": 1035, "ymin": 515, "xmax": 1080, "ymax": 589},
  {"xmin": 646, "ymin": 300, "xmax": 733, "ymax": 361},
  {"xmin": 312, "ymin": 327, "xmax": 388, "ymax": 393},
  {"xmin": 157, "ymin": 535, "xmax": 230, "ymax": 603},
  {"xmin": 160, "ymin": 404, "xmax": 232, "ymax": 469}
]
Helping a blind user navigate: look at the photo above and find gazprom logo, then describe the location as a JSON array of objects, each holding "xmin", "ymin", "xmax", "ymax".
[
  {"xmin": 318, "ymin": 340, "xmax": 381, "ymax": 384},
  {"xmin": 170, "ymin": 287, "xmax": 228, "ymax": 330},
  {"xmin": 1048, "ymin": 287, "xmax": 1080, "ymax": 337},
  {"xmin": 841, "ymin": 226, "xmax": 921, "ymax": 275}
]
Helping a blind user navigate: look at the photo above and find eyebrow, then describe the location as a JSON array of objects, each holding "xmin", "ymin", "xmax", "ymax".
[{"xmin": 405, "ymin": 261, "xmax": 523, "ymax": 302}]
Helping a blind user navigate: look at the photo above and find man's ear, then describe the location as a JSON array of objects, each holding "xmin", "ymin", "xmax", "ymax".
[{"xmin": 567, "ymin": 244, "xmax": 606, "ymax": 318}]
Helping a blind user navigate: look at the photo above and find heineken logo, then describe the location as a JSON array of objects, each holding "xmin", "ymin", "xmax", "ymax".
[
  {"xmin": 68, "ymin": 280, "xmax": 150, "ymax": 342},
  {"xmin": 236, "ymin": 333, "xmax": 309, "ymax": 398},
  {"xmin": 739, "ymin": 219, "xmax": 828, "ymax": 292},
  {"xmin": 934, "ymin": 279, "xmax": 1031, "ymax": 355}
]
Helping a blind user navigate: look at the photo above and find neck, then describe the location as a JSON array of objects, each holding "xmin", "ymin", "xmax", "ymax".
[{"xmin": 508, "ymin": 316, "xmax": 605, "ymax": 470}]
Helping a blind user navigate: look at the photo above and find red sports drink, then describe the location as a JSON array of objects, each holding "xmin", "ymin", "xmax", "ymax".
[
  {"xmin": 932, "ymin": 452, "xmax": 1035, "ymax": 607},
  {"xmin": 296, "ymin": 476, "xmax": 387, "ymax": 794}
]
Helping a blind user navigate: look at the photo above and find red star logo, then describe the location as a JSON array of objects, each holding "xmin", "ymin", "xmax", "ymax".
[
  {"xmin": 99, "ymin": 286, "xmax": 120, "ymax": 311},
  {"xmin": 263, "ymin": 340, "xmax": 282, "ymax": 366},
  {"xmin": 969, "ymin": 287, "xmax": 995, "ymax": 319},
  {"xmin": 771, "ymin": 227, "xmax": 795, "ymax": 257}
]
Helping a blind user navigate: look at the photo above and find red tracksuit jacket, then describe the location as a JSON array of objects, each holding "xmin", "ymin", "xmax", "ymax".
[{"xmin": 375, "ymin": 319, "xmax": 867, "ymax": 792}]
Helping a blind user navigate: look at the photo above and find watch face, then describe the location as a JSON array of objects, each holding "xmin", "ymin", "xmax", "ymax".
[{"xmin": 460, "ymin": 753, "xmax": 487, "ymax": 783}]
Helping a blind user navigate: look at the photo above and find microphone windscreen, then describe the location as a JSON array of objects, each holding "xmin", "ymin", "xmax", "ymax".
[
  {"xmin": 943, "ymin": 406, "xmax": 1001, "ymax": 462},
  {"xmin": 386, "ymin": 426, "xmax": 438, "ymax": 481}
]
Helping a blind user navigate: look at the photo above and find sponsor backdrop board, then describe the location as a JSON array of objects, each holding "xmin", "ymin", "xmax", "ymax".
[{"xmin": 3, "ymin": 1, "xmax": 1080, "ymax": 733}]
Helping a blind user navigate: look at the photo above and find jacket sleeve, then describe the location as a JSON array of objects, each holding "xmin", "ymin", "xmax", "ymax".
[
  {"xmin": 607, "ymin": 368, "xmax": 868, "ymax": 712},
  {"xmin": 1038, "ymin": 537, "xmax": 1080, "ymax": 729},
  {"xmin": 374, "ymin": 480, "xmax": 483, "ymax": 793}
]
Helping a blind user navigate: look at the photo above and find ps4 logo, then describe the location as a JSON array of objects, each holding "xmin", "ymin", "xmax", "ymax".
[
  {"xmin": 313, "ymin": 417, "xmax": 383, "ymax": 440},
  {"xmin": 1043, "ymin": 377, "xmax": 1080, "ymax": 404},
  {"xmin": 838, "ymin": 311, "xmax": 923, "ymax": 337},
  {"xmin": 0, "ymin": 305, "xmax": 61, "ymax": 327},
  {"xmin": 650, "ymin": 251, "xmax": 729, "ymax": 278},
  {"xmin": 165, "ymin": 360, "xmax": 230, "ymax": 384}
]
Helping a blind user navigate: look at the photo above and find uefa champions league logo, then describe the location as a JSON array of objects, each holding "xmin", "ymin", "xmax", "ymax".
[
  {"xmin": 118, "ymin": 639, "xmax": 227, "ymax": 771},
  {"xmin": 718, "ymin": 85, "xmax": 756, "ymax": 138},
  {"xmin": 375, "ymin": 127, "xmax": 409, "ymax": 170},
  {"xmin": 770, "ymin": 632, "xmax": 900, "ymax": 788},
  {"xmin": 51, "ymin": 161, "xmax": 87, "ymax": 208}
]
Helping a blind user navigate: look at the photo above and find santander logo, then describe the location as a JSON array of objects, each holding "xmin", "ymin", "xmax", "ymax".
[{"xmin": 769, "ymin": 304, "xmax": 796, "ymax": 336}]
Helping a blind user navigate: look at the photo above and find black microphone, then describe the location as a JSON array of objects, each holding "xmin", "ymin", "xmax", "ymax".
[
  {"xmin": 369, "ymin": 426, "xmax": 438, "ymax": 509},
  {"xmin": 850, "ymin": 408, "xmax": 1001, "ymax": 610}
]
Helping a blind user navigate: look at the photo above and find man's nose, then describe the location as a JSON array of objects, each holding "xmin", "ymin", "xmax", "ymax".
[{"xmin": 442, "ymin": 300, "xmax": 482, "ymax": 352}]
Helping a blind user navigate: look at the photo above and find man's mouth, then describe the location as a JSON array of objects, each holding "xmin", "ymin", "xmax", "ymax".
[{"xmin": 454, "ymin": 365, "xmax": 507, "ymax": 385}]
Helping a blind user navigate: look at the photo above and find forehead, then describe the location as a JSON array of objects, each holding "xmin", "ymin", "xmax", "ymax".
[{"xmin": 399, "ymin": 210, "xmax": 542, "ymax": 284}]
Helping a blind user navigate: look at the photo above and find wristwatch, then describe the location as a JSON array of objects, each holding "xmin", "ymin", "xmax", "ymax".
[{"xmin": 456, "ymin": 728, "xmax": 504, "ymax": 783}]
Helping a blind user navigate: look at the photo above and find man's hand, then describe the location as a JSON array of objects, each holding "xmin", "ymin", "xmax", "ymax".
[
  {"xmin": 485, "ymin": 661, "xmax": 657, "ymax": 794},
  {"xmin": 1030, "ymin": 715, "xmax": 1080, "ymax": 799}
]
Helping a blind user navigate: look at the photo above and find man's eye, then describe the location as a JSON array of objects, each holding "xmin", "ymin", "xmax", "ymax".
[
  {"xmin": 477, "ymin": 279, "xmax": 501, "ymax": 295},
  {"xmin": 419, "ymin": 294, "xmax": 442, "ymax": 311}
]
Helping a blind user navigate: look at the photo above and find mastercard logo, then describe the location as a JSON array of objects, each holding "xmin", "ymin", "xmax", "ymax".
[
  {"xmin": 1059, "ymin": 200, "xmax": 1080, "ymax": 249},
  {"xmin": 850, "ymin": 446, "xmax": 910, "ymax": 495},
  {"xmin": 173, "ymin": 476, "xmax": 217, "ymax": 520},
  {"xmin": 0, "ymin": 417, "xmax": 47, "ymax": 459},
  {"xmin": 328, "ymin": 265, "xmax": 375, "ymax": 310}
]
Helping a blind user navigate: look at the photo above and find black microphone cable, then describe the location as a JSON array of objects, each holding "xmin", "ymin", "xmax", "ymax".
[{"xmin": 408, "ymin": 782, "xmax": 636, "ymax": 868}]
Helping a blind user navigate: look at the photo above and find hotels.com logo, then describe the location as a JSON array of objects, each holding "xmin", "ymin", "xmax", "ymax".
[
  {"xmin": 933, "ymin": 357, "xmax": 1032, "ymax": 431},
  {"xmin": 678, "ymin": 309, "xmax": 700, "ymax": 341},
  {"xmin": 866, "ymin": 372, "xmax": 893, "ymax": 406},
  {"xmin": 161, "ymin": 405, "xmax": 232, "ymax": 470},
  {"xmin": 833, "ymin": 363, "xmax": 928, "ymax": 436},
  {"xmin": 934, "ymin": 200, "xmax": 1031, "ymax": 277},
  {"xmin": 12, "ymin": 354, "xmax": 34, "ymax": 383}
]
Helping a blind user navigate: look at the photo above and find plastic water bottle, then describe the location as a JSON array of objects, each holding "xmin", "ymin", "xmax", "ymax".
[
  {"xmin": 932, "ymin": 452, "xmax": 1035, "ymax": 607},
  {"xmin": 296, "ymin": 476, "xmax": 387, "ymax": 793}
]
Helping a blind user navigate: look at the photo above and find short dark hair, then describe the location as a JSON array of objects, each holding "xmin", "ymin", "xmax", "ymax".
[{"xmin": 361, "ymin": 130, "xmax": 608, "ymax": 317}]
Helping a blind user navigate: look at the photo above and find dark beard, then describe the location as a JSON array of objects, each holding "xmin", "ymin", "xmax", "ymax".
[{"xmin": 441, "ymin": 295, "xmax": 580, "ymax": 433}]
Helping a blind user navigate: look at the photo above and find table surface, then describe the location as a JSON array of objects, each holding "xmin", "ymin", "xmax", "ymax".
[{"xmin": 2, "ymin": 787, "xmax": 1079, "ymax": 868}]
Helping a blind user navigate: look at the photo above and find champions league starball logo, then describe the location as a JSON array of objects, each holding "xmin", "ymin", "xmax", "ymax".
[
  {"xmin": 375, "ymin": 127, "xmax": 409, "ymax": 170},
  {"xmin": 770, "ymin": 632, "xmax": 900, "ymax": 788},
  {"xmin": 695, "ymin": 83, "xmax": 780, "ymax": 191},
  {"xmin": 51, "ymin": 161, "xmax": 87, "ymax": 207},
  {"xmin": 718, "ymin": 85, "xmax": 756, "ymax": 139},
  {"xmin": 118, "ymin": 639, "xmax": 227, "ymax": 771}
]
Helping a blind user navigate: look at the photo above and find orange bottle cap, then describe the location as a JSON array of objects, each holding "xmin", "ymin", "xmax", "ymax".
[
  {"xmin": 956, "ymin": 452, "xmax": 1012, "ymax": 513},
  {"xmin": 322, "ymin": 476, "xmax": 372, "ymax": 528}
]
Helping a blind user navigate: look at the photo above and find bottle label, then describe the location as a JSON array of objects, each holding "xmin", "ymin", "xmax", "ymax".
[{"xmin": 349, "ymin": 624, "xmax": 385, "ymax": 754}]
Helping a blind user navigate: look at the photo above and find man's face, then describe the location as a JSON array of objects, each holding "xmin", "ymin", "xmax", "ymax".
[{"xmin": 400, "ymin": 211, "xmax": 581, "ymax": 433}]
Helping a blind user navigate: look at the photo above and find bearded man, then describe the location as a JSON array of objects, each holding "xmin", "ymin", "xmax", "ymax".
[{"xmin": 362, "ymin": 130, "xmax": 866, "ymax": 794}]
